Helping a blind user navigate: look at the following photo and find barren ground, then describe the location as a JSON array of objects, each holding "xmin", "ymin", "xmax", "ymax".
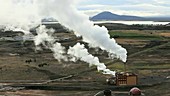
[{"xmin": 0, "ymin": 29, "xmax": 169, "ymax": 96}]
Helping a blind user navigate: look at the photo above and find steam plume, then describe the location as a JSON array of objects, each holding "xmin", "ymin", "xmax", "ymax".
[
  {"xmin": 35, "ymin": 25, "xmax": 68, "ymax": 62},
  {"xmin": 68, "ymin": 43, "xmax": 116, "ymax": 75},
  {"xmin": 0, "ymin": 0, "xmax": 127, "ymax": 62},
  {"xmin": 37, "ymin": 0, "xmax": 127, "ymax": 62},
  {"xmin": 0, "ymin": 0, "xmax": 127, "ymax": 75},
  {"xmin": 0, "ymin": 0, "xmax": 41, "ymax": 30}
]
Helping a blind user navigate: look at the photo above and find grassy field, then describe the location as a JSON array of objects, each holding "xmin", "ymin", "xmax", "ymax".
[
  {"xmin": 0, "ymin": 29, "xmax": 169, "ymax": 96},
  {"xmin": 109, "ymin": 30, "xmax": 168, "ymax": 40}
]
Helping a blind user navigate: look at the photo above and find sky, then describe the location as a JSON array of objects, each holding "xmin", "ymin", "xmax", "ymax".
[{"xmin": 77, "ymin": 0, "xmax": 170, "ymax": 17}]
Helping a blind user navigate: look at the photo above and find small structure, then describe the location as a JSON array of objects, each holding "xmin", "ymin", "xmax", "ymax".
[
  {"xmin": 107, "ymin": 63, "xmax": 138, "ymax": 86},
  {"xmin": 106, "ymin": 72, "xmax": 138, "ymax": 86},
  {"xmin": 116, "ymin": 72, "xmax": 138, "ymax": 86}
]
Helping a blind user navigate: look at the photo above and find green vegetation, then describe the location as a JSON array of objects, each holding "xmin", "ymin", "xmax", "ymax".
[
  {"xmin": 108, "ymin": 62, "xmax": 125, "ymax": 71},
  {"xmin": 138, "ymin": 70, "xmax": 152, "ymax": 76},
  {"xmin": 133, "ymin": 64, "xmax": 170, "ymax": 69},
  {"xmin": 109, "ymin": 31, "xmax": 145, "ymax": 37},
  {"xmin": 109, "ymin": 31, "xmax": 164, "ymax": 40}
]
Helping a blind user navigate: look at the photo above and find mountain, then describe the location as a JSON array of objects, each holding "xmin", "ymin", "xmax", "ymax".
[{"xmin": 90, "ymin": 11, "xmax": 145, "ymax": 21}]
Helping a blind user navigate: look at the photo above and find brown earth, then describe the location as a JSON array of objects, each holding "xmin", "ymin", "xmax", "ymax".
[{"xmin": 0, "ymin": 29, "xmax": 170, "ymax": 96}]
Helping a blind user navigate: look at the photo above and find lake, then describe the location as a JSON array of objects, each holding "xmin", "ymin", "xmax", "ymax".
[{"xmin": 93, "ymin": 21, "xmax": 170, "ymax": 25}]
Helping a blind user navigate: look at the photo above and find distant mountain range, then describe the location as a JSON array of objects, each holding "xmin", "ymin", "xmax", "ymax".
[{"xmin": 90, "ymin": 11, "xmax": 170, "ymax": 21}]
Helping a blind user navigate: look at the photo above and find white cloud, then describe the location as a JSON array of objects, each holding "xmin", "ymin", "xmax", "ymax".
[
  {"xmin": 81, "ymin": 9, "xmax": 161, "ymax": 17},
  {"xmin": 153, "ymin": 0, "xmax": 170, "ymax": 4},
  {"xmin": 78, "ymin": 0, "xmax": 170, "ymax": 17}
]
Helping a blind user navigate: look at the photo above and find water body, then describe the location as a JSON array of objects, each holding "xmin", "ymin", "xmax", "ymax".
[{"xmin": 93, "ymin": 21, "xmax": 170, "ymax": 25}]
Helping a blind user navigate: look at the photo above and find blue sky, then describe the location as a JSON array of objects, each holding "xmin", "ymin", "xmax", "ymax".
[{"xmin": 77, "ymin": 0, "xmax": 170, "ymax": 17}]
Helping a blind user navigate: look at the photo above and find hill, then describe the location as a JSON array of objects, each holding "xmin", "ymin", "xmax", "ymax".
[{"xmin": 90, "ymin": 11, "xmax": 145, "ymax": 21}]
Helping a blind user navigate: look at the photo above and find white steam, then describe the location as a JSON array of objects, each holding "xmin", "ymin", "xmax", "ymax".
[
  {"xmin": 0, "ymin": 0, "xmax": 41, "ymax": 30},
  {"xmin": 0, "ymin": 0, "xmax": 127, "ymax": 75},
  {"xmin": 34, "ymin": 25, "xmax": 67, "ymax": 62},
  {"xmin": 0, "ymin": 0, "xmax": 40, "ymax": 42},
  {"xmin": 37, "ymin": 0, "xmax": 127, "ymax": 62},
  {"xmin": 68, "ymin": 43, "xmax": 116, "ymax": 75},
  {"xmin": 34, "ymin": 25, "xmax": 55, "ymax": 46}
]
